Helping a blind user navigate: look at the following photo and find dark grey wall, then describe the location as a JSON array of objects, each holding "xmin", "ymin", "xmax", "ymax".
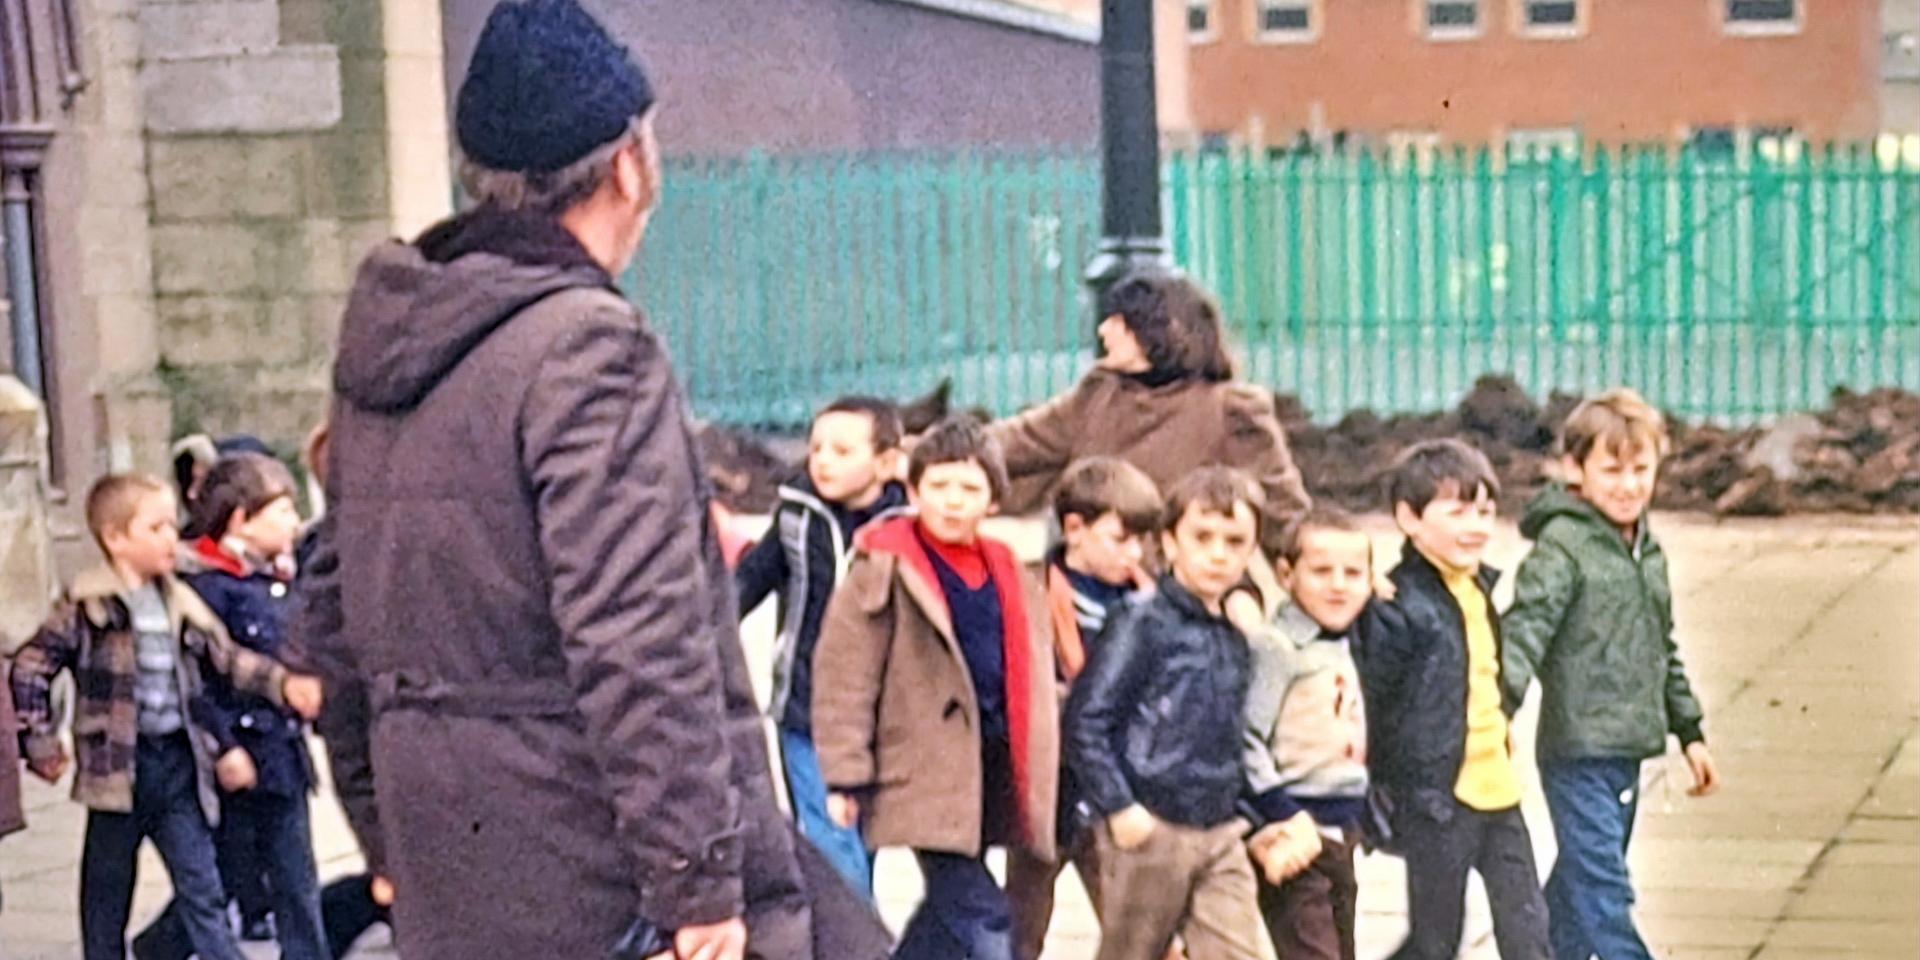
[{"xmin": 441, "ymin": 0, "xmax": 1100, "ymax": 156}]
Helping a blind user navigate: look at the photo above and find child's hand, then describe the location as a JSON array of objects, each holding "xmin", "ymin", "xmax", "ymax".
[
  {"xmin": 216, "ymin": 748, "xmax": 258, "ymax": 792},
  {"xmin": 27, "ymin": 750, "xmax": 68, "ymax": 783},
  {"xmin": 827, "ymin": 792, "xmax": 860, "ymax": 829},
  {"xmin": 1372, "ymin": 569, "xmax": 1397, "ymax": 601},
  {"xmin": 1684, "ymin": 742, "xmax": 1720, "ymax": 797},
  {"xmin": 1108, "ymin": 804, "xmax": 1159, "ymax": 851},
  {"xmin": 1224, "ymin": 588, "xmax": 1265, "ymax": 635},
  {"xmin": 370, "ymin": 875, "xmax": 397, "ymax": 908},
  {"xmin": 283, "ymin": 674, "xmax": 325, "ymax": 720}
]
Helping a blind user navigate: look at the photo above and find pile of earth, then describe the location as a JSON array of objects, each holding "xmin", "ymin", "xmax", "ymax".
[{"xmin": 697, "ymin": 376, "xmax": 1920, "ymax": 518}]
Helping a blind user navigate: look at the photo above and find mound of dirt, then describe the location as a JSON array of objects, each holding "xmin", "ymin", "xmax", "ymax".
[{"xmin": 699, "ymin": 376, "xmax": 1920, "ymax": 518}]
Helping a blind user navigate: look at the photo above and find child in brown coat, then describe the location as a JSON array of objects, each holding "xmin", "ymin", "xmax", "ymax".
[{"xmin": 813, "ymin": 415, "xmax": 1058, "ymax": 960}]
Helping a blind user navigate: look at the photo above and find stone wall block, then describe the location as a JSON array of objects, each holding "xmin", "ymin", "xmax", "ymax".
[
  {"xmin": 151, "ymin": 223, "xmax": 261, "ymax": 296},
  {"xmin": 143, "ymin": 46, "xmax": 344, "ymax": 135},
  {"xmin": 138, "ymin": 0, "xmax": 280, "ymax": 61}
]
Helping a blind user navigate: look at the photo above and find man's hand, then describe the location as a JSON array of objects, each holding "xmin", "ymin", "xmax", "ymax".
[
  {"xmin": 1108, "ymin": 804, "xmax": 1159, "ymax": 851},
  {"xmin": 1684, "ymin": 742, "xmax": 1720, "ymax": 797},
  {"xmin": 282, "ymin": 674, "xmax": 324, "ymax": 720},
  {"xmin": 370, "ymin": 876, "xmax": 396, "ymax": 908},
  {"xmin": 216, "ymin": 748, "xmax": 258, "ymax": 792},
  {"xmin": 27, "ymin": 749, "xmax": 68, "ymax": 783},
  {"xmin": 674, "ymin": 917, "xmax": 746, "ymax": 960},
  {"xmin": 827, "ymin": 792, "xmax": 860, "ymax": 830}
]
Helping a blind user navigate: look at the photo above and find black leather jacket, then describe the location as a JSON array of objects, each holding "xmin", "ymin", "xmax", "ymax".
[
  {"xmin": 1357, "ymin": 544, "xmax": 1504, "ymax": 822},
  {"xmin": 1065, "ymin": 577, "xmax": 1253, "ymax": 828}
]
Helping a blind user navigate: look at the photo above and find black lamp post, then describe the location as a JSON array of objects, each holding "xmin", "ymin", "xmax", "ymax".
[{"xmin": 1084, "ymin": 0, "xmax": 1171, "ymax": 316}]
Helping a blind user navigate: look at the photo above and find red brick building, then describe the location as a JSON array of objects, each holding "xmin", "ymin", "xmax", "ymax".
[{"xmin": 1181, "ymin": 0, "xmax": 1884, "ymax": 148}]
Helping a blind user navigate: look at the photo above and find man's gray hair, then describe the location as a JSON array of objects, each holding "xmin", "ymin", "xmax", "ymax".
[{"xmin": 459, "ymin": 115, "xmax": 648, "ymax": 216}]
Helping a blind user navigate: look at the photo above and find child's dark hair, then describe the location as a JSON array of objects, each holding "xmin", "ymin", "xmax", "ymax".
[
  {"xmin": 1278, "ymin": 507, "xmax": 1369, "ymax": 568},
  {"xmin": 1161, "ymin": 465, "xmax": 1265, "ymax": 538},
  {"xmin": 191, "ymin": 453, "xmax": 297, "ymax": 541},
  {"xmin": 86, "ymin": 473, "xmax": 172, "ymax": 553},
  {"xmin": 908, "ymin": 415, "xmax": 1010, "ymax": 503},
  {"xmin": 1386, "ymin": 439, "xmax": 1501, "ymax": 515},
  {"xmin": 1053, "ymin": 457, "xmax": 1163, "ymax": 535},
  {"xmin": 818, "ymin": 395, "xmax": 904, "ymax": 452},
  {"xmin": 1099, "ymin": 270, "xmax": 1235, "ymax": 383}
]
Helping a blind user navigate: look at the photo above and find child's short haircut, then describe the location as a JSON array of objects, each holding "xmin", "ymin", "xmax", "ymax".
[
  {"xmin": 1162, "ymin": 465, "xmax": 1265, "ymax": 537},
  {"xmin": 1387, "ymin": 439, "xmax": 1501, "ymax": 515},
  {"xmin": 1054, "ymin": 457, "xmax": 1163, "ymax": 535},
  {"xmin": 908, "ymin": 415, "xmax": 1010, "ymax": 503},
  {"xmin": 1278, "ymin": 506, "xmax": 1369, "ymax": 567},
  {"xmin": 192, "ymin": 453, "xmax": 297, "ymax": 541},
  {"xmin": 1561, "ymin": 388, "xmax": 1671, "ymax": 465},
  {"xmin": 819, "ymin": 395, "xmax": 904, "ymax": 452},
  {"xmin": 86, "ymin": 473, "xmax": 171, "ymax": 551}
]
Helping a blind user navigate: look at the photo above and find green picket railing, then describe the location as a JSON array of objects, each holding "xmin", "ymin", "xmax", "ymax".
[{"xmin": 629, "ymin": 143, "xmax": 1920, "ymax": 429}]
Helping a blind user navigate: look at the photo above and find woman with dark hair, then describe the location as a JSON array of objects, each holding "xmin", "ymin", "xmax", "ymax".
[{"xmin": 990, "ymin": 270, "xmax": 1311, "ymax": 557}]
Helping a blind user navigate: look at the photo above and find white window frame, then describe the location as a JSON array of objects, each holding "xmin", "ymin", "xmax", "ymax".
[
  {"xmin": 1720, "ymin": 0, "xmax": 1801, "ymax": 38},
  {"xmin": 1252, "ymin": 0, "xmax": 1320, "ymax": 44},
  {"xmin": 1514, "ymin": 0, "xmax": 1584, "ymax": 39},
  {"xmin": 1506, "ymin": 127, "xmax": 1581, "ymax": 161},
  {"xmin": 1187, "ymin": 0, "xmax": 1219, "ymax": 44},
  {"xmin": 1419, "ymin": 0, "xmax": 1484, "ymax": 41},
  {"xmin": 1386, "ymin": 130, "xmax": 1445, "ymax": 171}
]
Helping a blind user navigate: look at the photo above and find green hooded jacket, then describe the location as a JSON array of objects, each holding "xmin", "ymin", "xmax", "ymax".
[{"xmin": 1501, "ymin": 485, "xmax": 1706, "ymax": 761}]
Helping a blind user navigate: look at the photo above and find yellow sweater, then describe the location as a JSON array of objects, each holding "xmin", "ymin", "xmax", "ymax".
[{"xmin": 1437, "ymin": 562, "xmax": 1523, "ymax": 811}]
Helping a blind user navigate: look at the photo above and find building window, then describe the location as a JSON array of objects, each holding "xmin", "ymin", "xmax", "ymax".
[
  {"xmin": 1517, "ymin": 0, "xmax": 1582, "ymax": 37},
  {"xmin": 1723, "ymin": 0, "xmax": 1799, "ymax": 37},
  {"xmin": 1423, "ymin": 0, "xmax": 1481, "ymax": 39},
  {"xmin": 1507, "ymin": 127, "xmax": 1580, "ymax": 162},
  {"xmin": 1255, "ymin": 0, "xmax": 1317, "ymax": 43},
  {"xmin": 1187, "ymin": 0, "xmax": 1216, "ymax": 42}
]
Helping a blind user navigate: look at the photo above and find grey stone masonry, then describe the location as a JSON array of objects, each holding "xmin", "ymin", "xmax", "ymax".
[{"xmin": 138, "ymin": 0, "xmax": 342, "ymax": 135}]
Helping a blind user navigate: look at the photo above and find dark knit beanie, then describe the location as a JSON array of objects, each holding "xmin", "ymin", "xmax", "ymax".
[{"xmin": 456, "ymin": 0, "xmax": 655, "ymax": 174}]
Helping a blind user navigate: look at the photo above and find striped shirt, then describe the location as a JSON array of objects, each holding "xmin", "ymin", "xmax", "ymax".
[{"xmin": 128, "ymin": 584, "xmax": 184, "ymax": 736}]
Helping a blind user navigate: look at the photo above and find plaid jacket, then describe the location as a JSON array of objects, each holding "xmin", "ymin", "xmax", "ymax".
[{"xmin": 8, "ymin": 565, "xmax": 289, "ymax": 825}]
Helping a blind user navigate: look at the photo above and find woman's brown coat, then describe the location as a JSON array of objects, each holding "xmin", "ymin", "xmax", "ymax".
[{"xmin": 991, "ymin": 369, "xmax": 1312, "ymax": 554}]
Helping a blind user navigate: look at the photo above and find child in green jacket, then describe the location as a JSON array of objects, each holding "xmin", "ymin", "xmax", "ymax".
[{"xmin": 1502, "ymin": 388, "xmax": 1721, "ymax": 960}]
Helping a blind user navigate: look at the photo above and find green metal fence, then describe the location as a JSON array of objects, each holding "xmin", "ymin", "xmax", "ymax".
[{"xmin": 630, "ymin": 143, "xmax": 1920, "ymax": 429}]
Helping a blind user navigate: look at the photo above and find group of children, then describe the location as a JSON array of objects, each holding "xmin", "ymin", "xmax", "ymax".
[
  {"xmin": 741, "ymin": 385, "xmax": 1720, "ymax": 960},
  {"xmin": 4, "ymin": 437, "xmax": 397, "ymax": 960},
  {"xmin": 0, "ymin": 375, "xmax": 1718, "ymax": 960}
]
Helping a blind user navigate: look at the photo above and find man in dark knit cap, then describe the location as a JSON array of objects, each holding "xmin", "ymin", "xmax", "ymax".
[{"xmin": 286, "ymin": 2, "xmax": 889, "ymax": 958}]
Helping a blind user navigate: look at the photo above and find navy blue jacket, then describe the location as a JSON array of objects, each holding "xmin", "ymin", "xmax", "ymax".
[
  {"xmin": 184, "ymin": 539, "xmax": 315, "ymax": 799},
  {"xmin": 735, "ymin": 477, "xmax": 909, "ymax": 732}
]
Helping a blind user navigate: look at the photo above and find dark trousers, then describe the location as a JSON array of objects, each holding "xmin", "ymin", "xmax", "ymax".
[
  {"xmin": 1541, "ymin": 759, "xmax": 1654, "ymax": 960},
  {"xmin": 80, "ymin": 734, "xmax": 245, "ymax": 960},
  {"xmin": 216, "ymin": 793, "xmax": 273, "ymax": 925},
  {"xmin": 135, "ymin": 790, "xmax": 328, "ymax": 960},
  {"xmin": 1257, "ymin": 831, "xmax": 1358, "ymax": 960},
  {"xmin": 1387, "ymin": 802, "xmax": 1550, "ymax": 960},
  {"xmin": 893, "ymin": 851, "xmax": 1016, "ymax": 960},
  {"xmin": 320, "ymin": 873, "xmax": 392, "ymax": 960}
]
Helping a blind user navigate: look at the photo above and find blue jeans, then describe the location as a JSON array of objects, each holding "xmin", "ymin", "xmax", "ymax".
[
  {"xmin": 894, "ymin": 851, "xmax": 1015, "ymax": 960},
  {"xmin": 1540, "ymin": 759, "xmax": 1654, "ymax": 960},
  {"xmin": 135, "ymin": 789, "xmax": 330, "ymax": 960},
  {"xmin": 779, "ymin": 725, "xmax": 874, "ymax": 897},
  {"xmin": 81, "ymin": 734, "xmax": 245, "ymax": 960}
]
